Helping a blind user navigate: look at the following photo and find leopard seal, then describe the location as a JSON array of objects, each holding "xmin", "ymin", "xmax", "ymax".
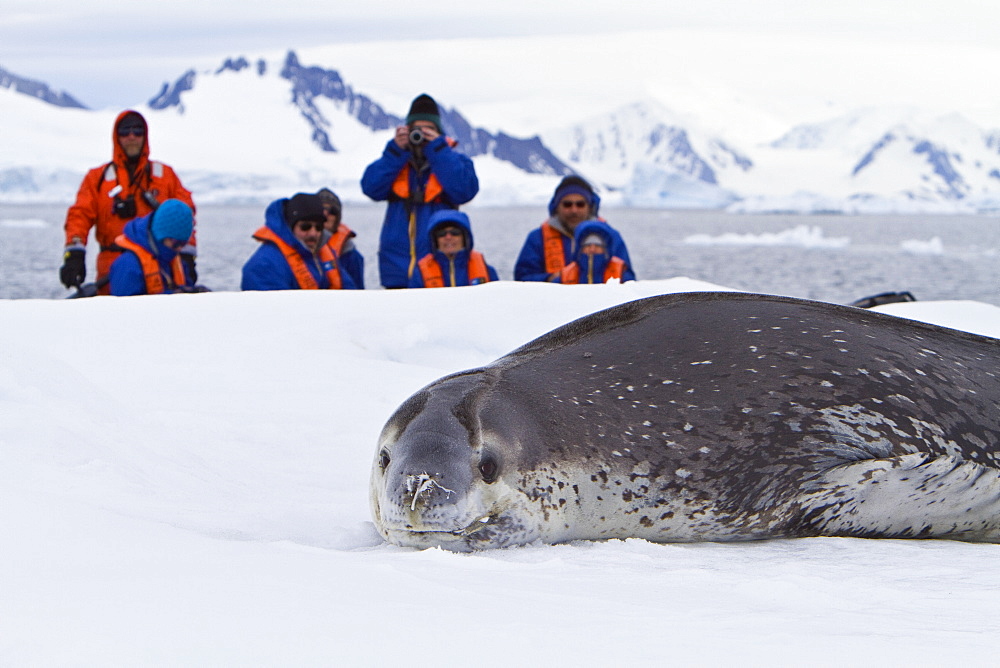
[{"xmin": 369, "ymin": 291, "xmax": 1000, "ymax": 551}]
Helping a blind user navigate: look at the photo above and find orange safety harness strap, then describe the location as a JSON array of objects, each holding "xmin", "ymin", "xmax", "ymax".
[
  {"xmin": 252, "ymin": 226, "xmax": 341, "ymax": 290},
  {"xmin": 541, "ymin": 222, "xmax": 569, "ymax": 274},
  {"xmin": 114, "ymin": 234, "xmax": 186, "ymax": 294},
  {"xmin": 417, "ymin": 251, "xmax": 491, "ymax": 288},
  {"xmin": 559, "ymin": 256, "xmax": 626, "ymax": 285},
  {"xmin": 325, "ymin": 224, "xmax": 354, "ymax": 256},
  {"xmin": 417, "ymin": 254, "xmax": 445, "ymax": 288},
  {"xmin": 392, "ymin": 168, "xmax": 446, "ymax": 203}
]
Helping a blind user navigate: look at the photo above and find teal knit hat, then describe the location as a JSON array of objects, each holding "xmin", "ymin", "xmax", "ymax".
[{"xmin": 150, "ymin": 199, "xmax": 193, "ymax": 242}]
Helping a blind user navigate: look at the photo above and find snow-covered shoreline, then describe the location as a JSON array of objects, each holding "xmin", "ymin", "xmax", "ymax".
[{"xmin": 3, "ymin": 280, "xmax": 1000, "ymax": 664}]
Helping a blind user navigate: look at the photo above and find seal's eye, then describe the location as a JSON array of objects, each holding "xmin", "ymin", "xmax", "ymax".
[
  {"xmin": 479, "ymin": 455, "xmax": 499, "ymax": 483},
  {"xmin": 378, "ymin": 449, "xmax": 391, "ymax": 471}
]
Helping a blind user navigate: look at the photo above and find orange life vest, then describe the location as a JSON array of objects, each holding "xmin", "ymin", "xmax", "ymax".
[
  {"xmin": 252, "ymin": 226, "xmax": 343, "ymax": 290},
  {"xmin": 417, "ymin": 251, "xmax": 491, "ymax": 288},
  {"xmin": 113, "ymin": 234, "xmax": 187, "ymax": 294},
  {"xmin": 389, "ymin": 137, "xmax": 459, "ymax": 204},
  {"xmin": 324, "ymin": 223, "xmax": 354, "ymax": 257},
  {"xmin": 541, "ymin": 222, "xmax": 570, "ymax": 274},
  {"xmin": 392, "ymin": 169, "xmax": 446, "ymax": 203},
  {"xmin": 559, "ymin": 256, "xmax": 627, "ymax": 285}
]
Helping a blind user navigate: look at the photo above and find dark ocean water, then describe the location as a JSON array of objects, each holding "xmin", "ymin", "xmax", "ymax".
[{"xmin": 1, "ymin": 203, "xmax": 997, "ymax": 306}]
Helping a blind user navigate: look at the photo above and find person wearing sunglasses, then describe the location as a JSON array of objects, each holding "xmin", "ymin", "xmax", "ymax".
[
  {"xmin": 107, "ymin": 199, "xmax": 205, "ymax": 296},
  {"xmin": 241, "ymin": 193, "xmax": 358, "ymax": 291},
  {"xmin": 408, "ymin": 210, "xmax": 498, "ymax": 288},
  {"xmin": 361, "ymin": 93, "xmax": 479, "ymax": 289},
  {"xmin": 61, "ymin": 109, "xmax": 197, "ymax": 295},
  {"xmin": 513, "ymin": 175, "xmax": 635, "ymax": 283}
]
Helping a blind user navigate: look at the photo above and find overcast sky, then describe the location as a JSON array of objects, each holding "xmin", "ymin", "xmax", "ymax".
[{"xmin": 2, "ymin": 0, "xmax": 998, "ymax": 109}]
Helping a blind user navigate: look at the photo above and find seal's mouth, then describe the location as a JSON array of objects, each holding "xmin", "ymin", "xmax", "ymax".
[
  {"xmin": 379, "ymin": 515, "xmax": 496, "ymax": 551},
  {"xmin": 405, "ymin": 514, "xmax": 494, "ymax": 538},
  {"xmin": 449, "ymin": 514, "xmax": 494, "ymax": 537}
]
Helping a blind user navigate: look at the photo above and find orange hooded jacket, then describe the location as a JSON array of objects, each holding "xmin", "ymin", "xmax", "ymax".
[{"xmin": 64, "ymin": 110, "xmax": 196, "ymax": 285}]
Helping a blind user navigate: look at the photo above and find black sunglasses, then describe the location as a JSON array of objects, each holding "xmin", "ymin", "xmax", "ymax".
[
  {"xmin": 296, "ymin": 221, "xmax": 324, "ymax": 232},
  {"xmin": 435, "ymin": 227, "xmax": 463, "ymax": 238},
  {"xmin": 117, "ymin": 127, "xmax": 145, "ymax": 137}
]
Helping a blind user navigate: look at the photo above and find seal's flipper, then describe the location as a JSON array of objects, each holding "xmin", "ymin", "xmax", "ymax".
[{"xmin": 802, "ymin": 453, "xmax": 1000, "ymax": 541}]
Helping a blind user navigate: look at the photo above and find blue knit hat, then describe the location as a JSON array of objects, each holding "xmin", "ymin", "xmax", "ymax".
[
  {"xmin": 151, "ymin": 199, "xmax": 194, "ymax": 242},
  {"xmin": 548, "ymin": 175, "xmax": 600, "ymax": 216}
]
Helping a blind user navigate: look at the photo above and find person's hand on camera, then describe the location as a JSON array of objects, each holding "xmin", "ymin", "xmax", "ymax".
[
  {"xmin": 413, "ymin": 123, "xmax": 439, "ymax": 144},
  {"xmin": 395, "ymin": 123, "xmax": 440, "ymax": 150},
  {"xmin": 393, "ymin": 125, "xmax": 410, "ymax": 149}
]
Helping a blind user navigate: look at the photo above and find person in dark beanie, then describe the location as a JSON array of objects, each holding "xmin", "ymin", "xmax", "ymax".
[
  {"xmin": 360, "ymin": 93, "xmax": 479, "ymax": 288},
  {"xmin": 513, "ymin": 175, "xmax": 635, "ymax": 282},
  {"xmin": 317, "ymin": 187, "xmax": 365, "ymax": 289},
  {"xmin": 61, "ymin": 110, "xmax": 197, "ymax": 295},
  {"xmin": 241, "ymin": 193, "xmax": 357, "ymax": 291},
  {"xmin": 108, "ymin": 199, "xmax": 204, "ymax": 295}
]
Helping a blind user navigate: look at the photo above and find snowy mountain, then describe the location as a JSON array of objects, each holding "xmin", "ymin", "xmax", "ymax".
[
  {"xmin": 757, "ymin": 109, "xmax": 1000, "ymax": 211},
  {"xmin": 0, "ymin": 65, "xmax": 87, "ymax": 109},
  {"xmin": 542, "ymin": 100, "xmax": 752, "ymax": 208},
  {"xmin": 2, "ymin": 52, "xmax": 1000, "ymax": 213},
  {"xmin": 149, "ymin": 52, "xmax": 573, "ymax": 179}
]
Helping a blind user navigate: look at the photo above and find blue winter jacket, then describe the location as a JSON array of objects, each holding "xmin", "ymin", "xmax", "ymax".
[
  {"xmin": 513, "ymin": 217, "xmax": 635, "ymax": 282},
  {"xmin": 109, "ymin": 214, "xmax": 196, "ymax": 296},
  {"xmin": 336, "ymin": 237, "xmax": 366, "ymax": 290},
  {"xmin": 408, "ymin": 210, "xmax": 499, "ymax": 288},
  {"xmin": 241, "ymin": 199, "xmax": 357, "ymax": 291},
  {"xmin": 565, "ymin": 220, "xmax": 636, "ymax": 283},
  {"xmin": 361, "ymin": 137, "xmax": 479, "ymax": 288}
]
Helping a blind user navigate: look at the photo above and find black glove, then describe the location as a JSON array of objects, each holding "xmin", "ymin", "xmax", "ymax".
[
  {"xmin": 175, "ymin": 284, "xmax": 211, "ymax": 294},
  {"xmin": 180, "ymin": 253, "xmax": 198, "ymax": 283},
  {"xmin": 60, "ymin": 249, "xmax": 86, "ymax": 288}
]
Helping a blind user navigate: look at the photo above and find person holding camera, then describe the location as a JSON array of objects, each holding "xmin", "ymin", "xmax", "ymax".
[
  {"xmin": 61, "ymin": 110, "xmax": 196, "ymax": 295},
  {"xmin": 361, "ymin": 93, "xmax": 479, "ymax": 289}
]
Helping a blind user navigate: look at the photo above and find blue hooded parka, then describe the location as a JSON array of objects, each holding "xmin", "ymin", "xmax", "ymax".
[
  {"xmin": 408, "ymin": 210, "xmax": 499, "ymax": 288},
  {"xmin": 109, "ymin": 213, "xmax": 196, "ymax": 296},
  {"xmin": 565, "ymin": 220, "xmax": 636, "ymax": 283},
  {"xmin": 241, "ymin": 198, "xmax": 357, "ymax": 291}
]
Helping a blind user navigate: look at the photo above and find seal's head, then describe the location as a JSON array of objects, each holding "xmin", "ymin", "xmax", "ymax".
[{"xmin": 369, "ymin": 371, "xmax": 542, "ymax": 551}]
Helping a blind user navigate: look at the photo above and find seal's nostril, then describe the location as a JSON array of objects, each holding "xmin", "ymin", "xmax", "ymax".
[{"xmin": 406, "ymin": 474, "xmax": 455, "ymax": 511}]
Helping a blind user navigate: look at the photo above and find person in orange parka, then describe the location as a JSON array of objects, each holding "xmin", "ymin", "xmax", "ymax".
[{"xmin": 60, "ymin": 109, "xmax": 196, "ymax": 294}]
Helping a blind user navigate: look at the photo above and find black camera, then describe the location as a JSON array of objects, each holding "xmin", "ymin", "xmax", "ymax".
[
  {"xmin": 409, "ymin": 128, "xmax": 426, "ymax": 146},
  {"xmin": 113, "ymin": 195, "xmax": 137, "ymax": 219}
]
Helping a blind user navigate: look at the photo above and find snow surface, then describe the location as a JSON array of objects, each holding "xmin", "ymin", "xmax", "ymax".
[{"xmin": 3, "ymin": 278, "xmax": 1000, "ymax": 665}]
